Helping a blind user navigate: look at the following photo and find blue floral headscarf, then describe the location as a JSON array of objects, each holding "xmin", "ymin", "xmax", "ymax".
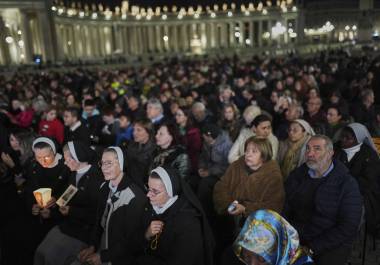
[{"xmin": 234, "ymin": 210, "xmax": 313, "ymax": 265}]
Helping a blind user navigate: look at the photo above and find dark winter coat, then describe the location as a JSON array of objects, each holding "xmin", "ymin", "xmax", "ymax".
[
  {"xmin": 90, "ymin": 176, "xmax": 147, "ymax": 265},
  {"xmin": 125, "ymin": 139, "xmax": 156, "ymax": 189},
  {"xmin": 137, "ymin": 197, "xmax": 207, "ymax": 265},
  {"xmin": 335, "ymin": 144, "xmax": 380, "ymax": 234},
  {"xmin": 59, "ymin": 165, "xmax": 103, "ymax": 244},
  {"xmin": 283, "ymin": 160, "xmax": 363, "ymax": 255},
  {"xmin": 151, "ymin": 145, "xmax": 190, "ymax": 181},
  {"xmin": 63, "ymin": 123, "xmax": 91, "ymax": 146}
]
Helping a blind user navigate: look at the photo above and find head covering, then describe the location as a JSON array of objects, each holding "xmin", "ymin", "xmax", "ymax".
[
  {"xmin": 151, "ymin": 167, "xmax": 179, "ymax": 215},
  {"xmin": 234, "ymin": 210, "xmax": 313, "ymax": 265},
  {"xmin": 348, "ymin": 123, "xmax": 379, "ymax": 157},
  {"xmin": 67, "ymin": 141, "xmax": 96, "ymax": 163},
  {"xmin": 108, "ymin": 146, "xmax": 124, "ymax": 171},
  {"xmin": 149, "ymin": 166, "xmax": 215, "ymax": 265},
  {"xmin": 32, "ymin": 137, "xmax": 56, "ymax": 154},
  {"xmin": 294, "ymin": 119, "xmax": 315, "ymax": 136}
]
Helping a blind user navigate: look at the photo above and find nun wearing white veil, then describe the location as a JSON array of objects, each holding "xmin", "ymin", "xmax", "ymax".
[
  {"xmin": 335, "ymin": 123, "xmax": 380, "ymax": 234},
  {"xmin": 136, "ymin": 166, "xmax": 215, "ymax": 265},
  {"xmin": 34, "ymin": 141, "xmax": 103, "ymax": 265},
  {"xmin": 77, "ymin": 146, "xmax": 147, "ymax": 265}
]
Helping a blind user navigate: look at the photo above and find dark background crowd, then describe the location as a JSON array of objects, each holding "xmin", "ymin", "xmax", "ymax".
[{"xmin": 1, "ymin": 49, "xmax": 380, "ymax": 265}]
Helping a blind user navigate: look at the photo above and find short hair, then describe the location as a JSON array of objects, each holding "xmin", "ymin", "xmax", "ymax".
[
  {"xmin": 308, "ymin": 96, "xmax": 322, "ymax": 105},
  {"xmin": 191, "ymin": 102, "xmax": 206, "ymax": 112},
  {"xmin": 244, "ymin": 136, "xmax": 273, "ymax": 162},
  {"xmin": 308, "ymin": 134, "xmax": 333, "ymax": 152},
  {"xmin": 251, "ymin": 114, "xmax": 272, "ymax": 128},
  {"xmin": 288, "ymin": 102, "xmax": 304, "ymax": 117},
  {"xmin": 218, "ymin": 84, "xmax": 232, "ymax": 93},
  {"xmin": 64, "ymin": 107, "xmax": 80, "ymax": 119},
  {"xmin": 361, "ymin": 89, "xmax": 374, "ymax": 100},
  {"xmin": 327, "ymin": 104, "xmax": 344, "ymax": 117},
  {"xmin": 147, "ymin": 98, "xmax": 163, "ymax": 114},
  {"xmin": 83, "ymin": 99, "xmax": 95, "ymax": 107},
  {"xmin": 243, "ymin": 105, "xmax": 261, "ymax": 125},
  {"xmin": 102, "ymin": 105, "xmax": 115, "ymax": 116}
]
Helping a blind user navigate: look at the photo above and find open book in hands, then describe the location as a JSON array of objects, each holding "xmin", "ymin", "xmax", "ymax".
[{"xmin": 56, "ymin": 185, "xmax": 78, "ymax": 207}]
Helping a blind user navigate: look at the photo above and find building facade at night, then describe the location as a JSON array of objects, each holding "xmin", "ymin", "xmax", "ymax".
[{"xmin": 0, "ymin": 0, "xmax": 379, "ymax": 65}]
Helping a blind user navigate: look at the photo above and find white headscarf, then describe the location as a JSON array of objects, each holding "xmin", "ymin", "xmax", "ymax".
[
  {"xmin": 348, "ymin": 123, "xmax": 379, "ymax": 157},
  {"xmin": 68, "ymin": 141, "xmax": 79, "ymax": 162},
  {"xmin": 108, "ymin": 146, "xmax": 124, "ymax": 171},
  {"xmin": 150, "ymin": 167, "xmax": 178, "ymax": 215},
  {"xmin": 32, "ymin": 137, "xmax": 56, "ymax": 154},
  {"xmin": 32, "ymin": 137, "xmax": 61, "ymax": 168},
  {"xmin": 294, "ymin": 119, "xmax": 315, "ymax": 136}
]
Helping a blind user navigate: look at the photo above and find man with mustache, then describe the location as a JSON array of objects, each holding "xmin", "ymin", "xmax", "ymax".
[{"xmin": 283, "ymin": 135, "xmax": 363, "ymax": 265}]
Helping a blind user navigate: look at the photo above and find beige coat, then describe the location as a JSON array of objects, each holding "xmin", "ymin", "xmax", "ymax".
[
  {"xmin": 213, "ymin": 158, "xmax": 284, "ymax": 217},
  {"xmin": 228, "ymin": 128, "xmax": 279, "ymax": 163}
]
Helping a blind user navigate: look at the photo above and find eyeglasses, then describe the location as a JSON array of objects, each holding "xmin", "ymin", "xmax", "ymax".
[
  {"xmin": 99, "ymin": 160, "xmax": 116, "ymax": 168},
  {"xmin": 147, "ymin": 188, "xmax": 164, "ymax": 196}
]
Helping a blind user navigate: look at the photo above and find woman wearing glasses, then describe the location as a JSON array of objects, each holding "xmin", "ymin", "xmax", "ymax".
[
  {"xmin": 34, "ymin": 140, "xmax": 103, "ymax": 265},
  {"xmin": 77, "ymin": 146, "xmax": 147, "ymax": 265},
  {"xmin": 136, "ymin": 166, "xmax": 214, "ymax": 265}
]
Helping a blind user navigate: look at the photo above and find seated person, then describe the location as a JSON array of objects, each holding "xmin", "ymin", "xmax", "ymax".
[
  {"xmin": 214, "ymin": 137, "xmax": 284, "ymax": 218},
  {"xmin": 283, "ymin": 135, "xmax": 363, "ymax": 265},
  {"xmin": 125, "ymin": 119, "xmax": 156, "ymax": 190},
  {"xmin": 34, "ymin": 141, "xmax": 103, "ymax": 265},
  {"xmin": 151, "ymin": 122, "xmax": 190, "ymax": 181},
  {"xmin": 334, "ymin": 123, "xmax": 380, "ymax": 234},
  {"xmin": 77, "ymin": 147, "xmax": 147, "ymax": 265},
  {"xmin": 223, "ymin": 209, "xmax": 313, "ymax": 265},
  {"xmin": 229, "ymin": 114, "xmax": 278, "ymax": 163},
  {"xmin": 136, "ymin": 166, "xmax": 214, "ymax": 265},
  {"xmin": 277, "ymin": 119, "xmax": 315, "ymax": 180}
]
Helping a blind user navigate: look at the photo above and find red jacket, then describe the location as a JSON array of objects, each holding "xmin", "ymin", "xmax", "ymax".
[{"xmin": 38, "ymin": 119, "xmax": 64, "ymax": 144}]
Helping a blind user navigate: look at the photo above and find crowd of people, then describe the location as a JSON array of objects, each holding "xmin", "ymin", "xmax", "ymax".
[{"xmin": 0, "ymin": 50, "xmax": 380, "ymax": 265}]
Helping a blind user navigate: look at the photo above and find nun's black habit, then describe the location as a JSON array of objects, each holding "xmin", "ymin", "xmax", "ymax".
[{"xmin": 136, "ymin": 166, "xmax": 215, "ymax": 265}]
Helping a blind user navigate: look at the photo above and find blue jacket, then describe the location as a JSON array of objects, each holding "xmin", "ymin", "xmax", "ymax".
[{"xmin": 283, "ymin": 159, "xmax": 363, "ymax": 254}]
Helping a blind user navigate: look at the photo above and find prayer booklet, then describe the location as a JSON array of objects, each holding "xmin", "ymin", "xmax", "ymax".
[
  {"xmin": 56, "ymin": 185, "xmax": 78, "ymax": 207},
  {"xmin": 33, "ymin": 188, "xmax": 52, "ymax": 208}
]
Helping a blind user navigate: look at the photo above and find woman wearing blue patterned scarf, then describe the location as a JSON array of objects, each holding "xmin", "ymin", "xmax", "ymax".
[{"xmin": 234, "ymin": 210, "xmax": 313, "ymax": 265}]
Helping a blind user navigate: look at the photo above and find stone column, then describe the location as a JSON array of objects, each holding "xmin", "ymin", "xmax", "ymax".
[
  {"xmin": 20, "ymin": 11, "xmax": 34, "ymax": 63},
  {"xmin": 258, "ymin": 20, "xmax": 263, "ymax": 47},
  {"xmin": 0, "ymin": 16, "xmax": 11, "ymax": 65},
  {"xmin": 229, "ymin": 22, "xmax": 235, "ymax": 47},
  {"xmin": 36, "ymin": 10, "xmax": 57, "ymax": 62},
  {"xmin": 239, "ymin": 21, "xmax": 244, "ymax": 46},
  {"xmin": 249, "ymin": 21, "xmax": 254, "ymax": 47}
]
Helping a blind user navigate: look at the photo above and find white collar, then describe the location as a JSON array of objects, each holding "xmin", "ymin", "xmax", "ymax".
[
  {"xmin": 77, "ymin": 164, "xmax": 91, "ymax": 174},
  {"xmin": 343, "ymin": 143, "xmax": 362, "ymax": 162},
  {"xmin": 70, "ymin": 121, "xmax": 81, "ymax": 131},
  {"xmin": 46, "ymin": 153, "xmax": 62, "ymax": 168}
]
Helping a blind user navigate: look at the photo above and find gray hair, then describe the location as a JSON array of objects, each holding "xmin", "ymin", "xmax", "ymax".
[
  {"xmin": 289, "ymin": 102, "xmax": 304, "ymax": 117},
  {"xmin": 308, "ymin": 134, "xmax": 334, "ymax": 152},
  {"xmin": 361, "ymin": 89, "xmax": 374, "ymax": 100},
  {"xmin": 147, "ymin": 98, "xmax": 163, "ymax": 114},
  {"xmin": 218, "ymin": 84, "xmax": 232, "ymax": 93},
  {"xmin": 192, "ymin": 102, "xmax": 206, "ymax": 111}
]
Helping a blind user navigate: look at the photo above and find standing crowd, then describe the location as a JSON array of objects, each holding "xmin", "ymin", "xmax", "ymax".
[{"xmin": 1, "ymin": 50, "xmax": 380, "ymax": 265}]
